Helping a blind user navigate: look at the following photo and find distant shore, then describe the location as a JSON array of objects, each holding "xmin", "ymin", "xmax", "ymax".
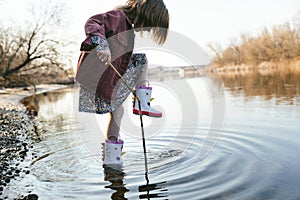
[{"xmin": 205, "ymin": 60, "xmax": 300, "ymax": 76}]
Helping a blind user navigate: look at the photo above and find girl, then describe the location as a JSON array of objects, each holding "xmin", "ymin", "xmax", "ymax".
[{"xmin": 76, "ymin": 0, "xmax": 169, "ymax": 165}]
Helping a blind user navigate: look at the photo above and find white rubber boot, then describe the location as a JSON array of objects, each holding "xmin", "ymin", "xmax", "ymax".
[
  {"xmin": 102, "ymin": 139, "xmax": 124, "ymax": 165},
  {"xmin": 133, "ymin": 81, "xmax": 162, "ymax": 118}
]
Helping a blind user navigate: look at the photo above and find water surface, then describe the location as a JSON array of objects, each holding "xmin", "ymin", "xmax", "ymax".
[{"xmin": 3, "ymin": 71, "xmax": 300, "ymax": 200}]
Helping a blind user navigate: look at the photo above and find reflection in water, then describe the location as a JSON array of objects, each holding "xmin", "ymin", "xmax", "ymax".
[
  {"xmin": 20, "ymin": 94, "xmax": 40, "ymax": 116},
  {"xmin": 219, "ymin": 70, "xmax": 300, "ymax": 104},
  {"xmin": 138, "ymin": 174, "xmax": 168, "ymax": 199},
  {"xmin": 103, "ymin": 155, "xmax": 169, "ymax": 200},
  {"xmin": 103, "ymin": 165, "xmax": 129, "ymax": 200},
  {"xmin": 103, "ymin": 168, "xmax": 169, "ymax": 200}
]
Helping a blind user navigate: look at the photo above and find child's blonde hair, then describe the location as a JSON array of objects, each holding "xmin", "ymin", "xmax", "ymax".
[{"xmin": 119, "ymin": 0, "xmax": 169, "ymax": 45}]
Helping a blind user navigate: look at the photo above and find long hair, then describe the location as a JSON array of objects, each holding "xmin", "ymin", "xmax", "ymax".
[{"xmin": 119, "ymin": 0, "xmax": 169, "ymax": 45}]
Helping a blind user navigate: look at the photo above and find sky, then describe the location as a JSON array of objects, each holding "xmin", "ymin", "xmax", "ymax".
[{"xmin": 0, "ymin": 0, "xmax": 299, "ymax": 67}]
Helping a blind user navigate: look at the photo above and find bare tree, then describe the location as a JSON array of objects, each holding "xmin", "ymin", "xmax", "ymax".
[
  {"xmin": 209, "ymin": 15, "xmax": 300, "ymax": 68},
  {"xmin": 208, "ymin": 42, "xmax": 225, "ymax": 67},
  {"xmin": 0, "ymin": 0, "xmax": 72, "ymax": 86}
]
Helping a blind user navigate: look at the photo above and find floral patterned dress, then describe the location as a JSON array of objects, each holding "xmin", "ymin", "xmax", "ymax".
[{"xmin": 78, "ymin": 53, "xmax": 146, "ymax": 114}]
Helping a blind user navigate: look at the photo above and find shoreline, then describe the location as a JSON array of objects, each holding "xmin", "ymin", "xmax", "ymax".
[
  {"xmin": 0, "ymin": 84, "xmax": 69, "ymax": 105},
  {"xmin": 0, "ymin": 84, "xmax": 69, "ymax": 200}
]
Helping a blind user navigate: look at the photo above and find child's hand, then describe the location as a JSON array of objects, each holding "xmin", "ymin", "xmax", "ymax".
[{"xmin": 97, "ymin": 49, "xmax": 111, "ymax": 65}]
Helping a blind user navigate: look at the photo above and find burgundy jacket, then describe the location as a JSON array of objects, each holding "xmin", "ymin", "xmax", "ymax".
[{"xmin": 76, "ymin": 9, "xmax": 134, "ymax": 100}]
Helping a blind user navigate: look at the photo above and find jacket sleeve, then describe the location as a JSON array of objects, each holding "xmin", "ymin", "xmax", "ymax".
[{"xmin": 80, "ymin": 10, "xmax": 125, "ymax": 51}]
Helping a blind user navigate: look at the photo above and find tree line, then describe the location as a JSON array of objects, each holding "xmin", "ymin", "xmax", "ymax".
[
  {"xmin": 209, "ymin": 14, "xmax": 300, "ymax": 68},
  {"xmin": 0, "ymin": 1, "xmax": 73, "ymax": 88}
]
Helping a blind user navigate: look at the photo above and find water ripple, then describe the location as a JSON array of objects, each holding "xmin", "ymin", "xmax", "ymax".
[
  {"xmin": 119, "ymin": 125, "xmax": 300, "ymax": 200},
  {"xmin": 6, "ymin": 87, "xmax": 300, "ymax": 200}
]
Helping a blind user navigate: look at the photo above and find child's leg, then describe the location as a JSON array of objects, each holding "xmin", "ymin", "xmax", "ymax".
[
  {"xmin": 107, "ymin": 105, "xmax": 124, "ymax": 141},
  {"xmin": 103, "ymin": 105, "xmax": 124, "ymax": 165},
  {"xmin": 138, "ymin": 59, "xmax": 148, "ymax": 83}
]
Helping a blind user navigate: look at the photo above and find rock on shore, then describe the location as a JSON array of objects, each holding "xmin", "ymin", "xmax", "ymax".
[{"xmin": 0, "ymin": 103, "xmax": 39, "ymax": 199}]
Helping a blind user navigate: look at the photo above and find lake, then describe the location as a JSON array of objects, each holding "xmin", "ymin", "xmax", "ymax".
[{"xmin": 3, "ymin": 69, "xmax": 300, "ymax": 200}]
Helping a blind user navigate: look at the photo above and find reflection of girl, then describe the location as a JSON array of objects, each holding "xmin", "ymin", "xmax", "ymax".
[
  {"xmin": 103, "ymin": 165, "xmax": 129, "ymax": 199},
  {"xmin": 76, "ymin": 0, "xmax": 169, "ymax": 165}
]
